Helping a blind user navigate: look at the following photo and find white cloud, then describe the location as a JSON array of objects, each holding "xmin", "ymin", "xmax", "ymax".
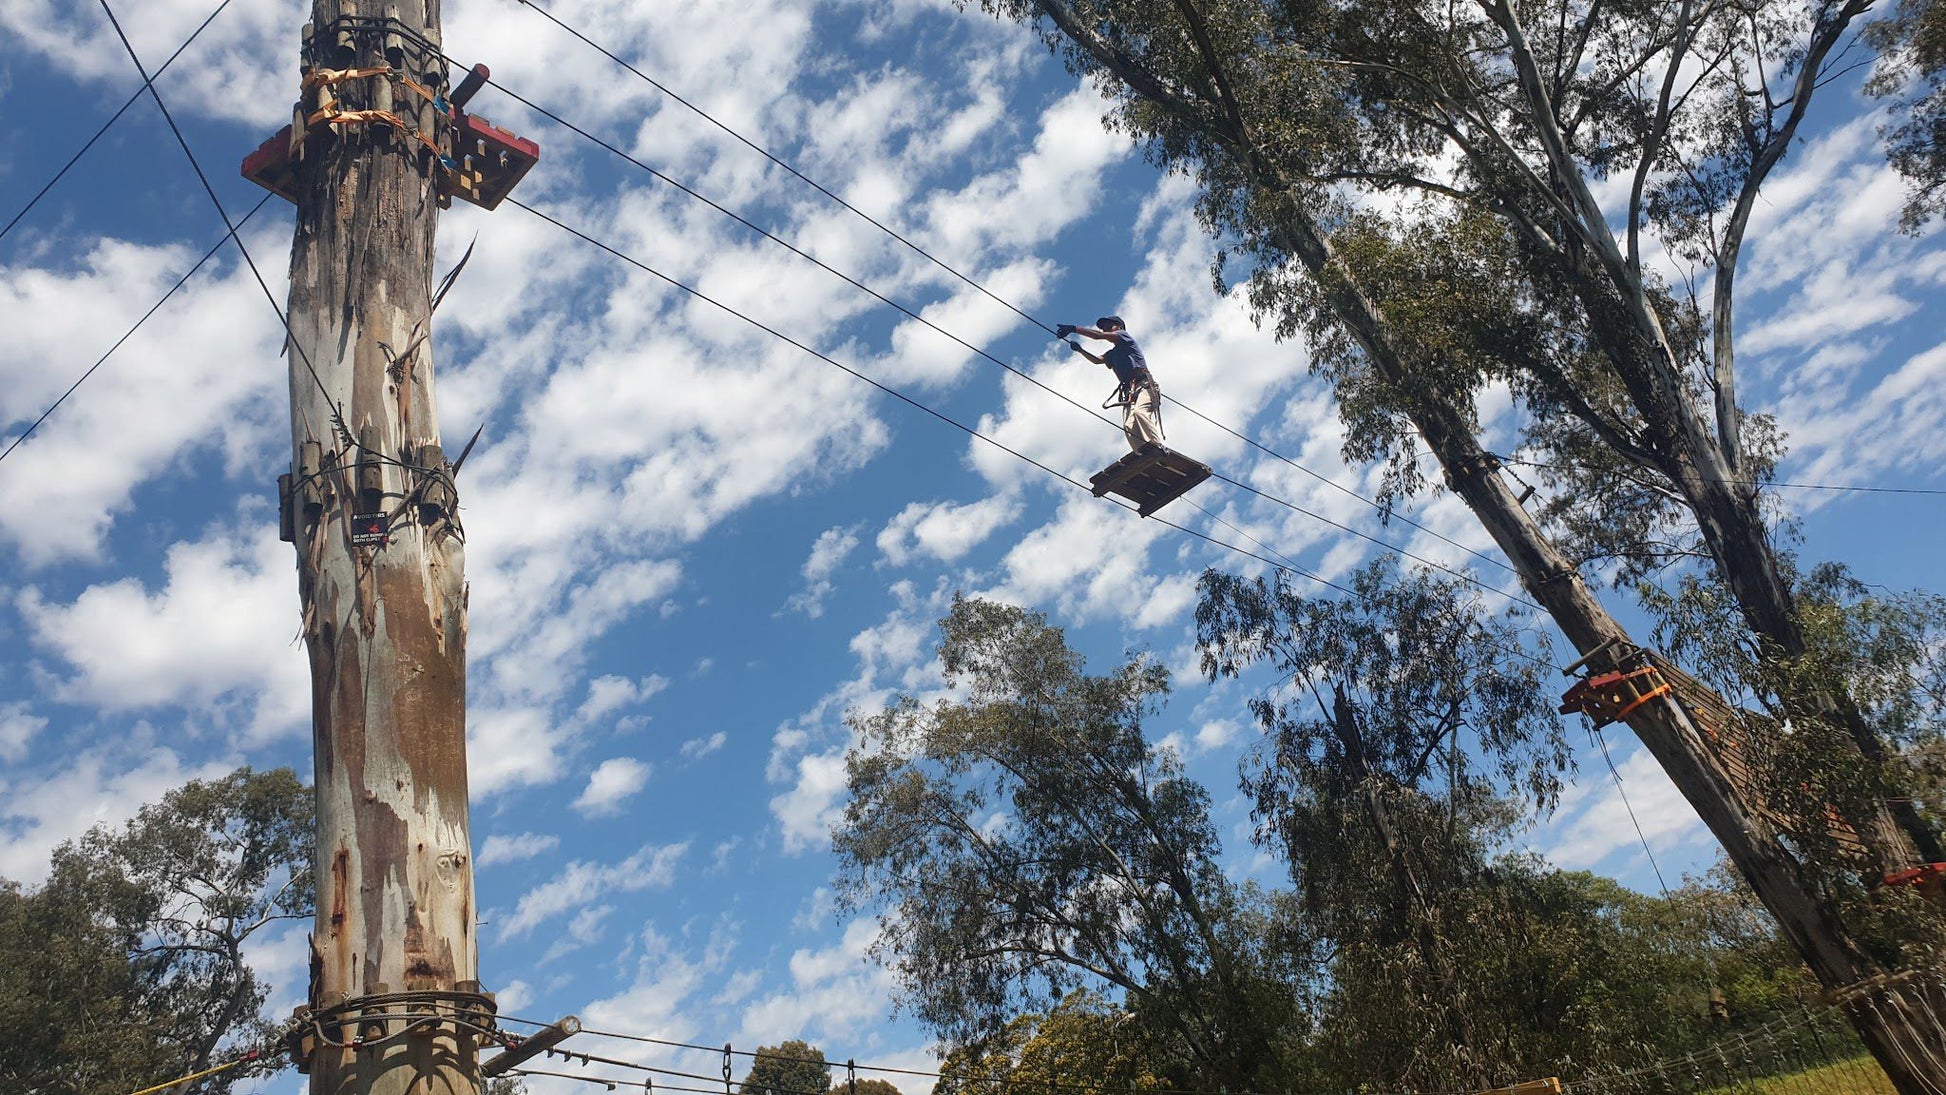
[
  {"xmin": 924, "ymin": 84, "xmax": 1130, "ymax": 261},
  {"xmin": 785, "ymin": 525, "xmax": 860, "ymax": 618},
  {"xmin": 770, "ymin": 747, "xmax": 851, "ymax": 856},
  {"xmin": 768, "ymin": 589, "xmax": 957, "ymax": 854},
  {"xmin": 0, "ymin": 704, "xmax": 48, "ymax": 764},
  {"xmin": 241, "ymin": 920, "xmax": 312, "ymax": 1022},
  {"xmin": 0, "ymin": 0, "xmax": 301, "ymax": 128},
  {"xmin": 576, "ymin": 673, "xmax": 671, "ymax": 724},
  {"xmin": 0, "ymin": 234, "xmax": 286, "ymax": 566},
  {"xmin": 994, "ymin": 495, "xmax": 1172, "ymax": 624},
  {"xmin": 876, "ymin": 494, "xmax": 1020, "ymax": 566},
  {"xmin": 495, "ymin": 979, "xmax": 534, "ymax": 1015},
  {"xmin": 0, "ymin": 744, "xmax": 230, "ymax": 883},
  {"xmin": 579, "ymin": 918, "xmax": 743, "ymax": 1052},
  {"xmin": 1161, "ymin": 717, "xmax": 1244, "ymax": 760},
  {"xmin": 494, "ymin": 841, "xmax": 688, "ymax": 942},
  {"xmin": 573, "ymin": 756, "xmax": 652, "ymax": 816},
  {"xmin": 680, "ymin": 730, "xmax": 728, "ymax": 759},
  {"xmin": 18, "ymin": 518, "xmax": 308, "ymax": 742},
  {"xmin": 1544, "ymin": 744, "xmax": 1711, "ymax": 870},
  {"xmin": 467, "ymin": 705, "xmax": 567, "ymax": 797},
  {"xmin": 738, "ymin": 918, "xmax": 899, "ymax": 1044},
  {"xmin": 478, "ymin": 831, "xmax": 561, "ymax": 868}
]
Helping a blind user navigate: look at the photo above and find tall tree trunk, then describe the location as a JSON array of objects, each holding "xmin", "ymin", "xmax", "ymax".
[
  {"xmin": 1553, "ymin": 252, "xmax": 1938, "ymax": 869},
  {"xmin": 1262, "ymin": 202, "xmax": 1946, "ymax": 1095},
  {"xmin": 285, "ymin": 3, "xmax": 481, "ymax": 1094}
]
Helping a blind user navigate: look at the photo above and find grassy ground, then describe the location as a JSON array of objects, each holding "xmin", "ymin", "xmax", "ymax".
[{"xmin": 1703, "ymin": 1056, "xmax": 1896, "ymax": 1095}]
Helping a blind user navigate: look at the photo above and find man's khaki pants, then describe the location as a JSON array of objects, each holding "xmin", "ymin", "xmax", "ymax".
[{"xmin": 1123, "ymin": 383, "xmax": 1163, "ymax": 452}]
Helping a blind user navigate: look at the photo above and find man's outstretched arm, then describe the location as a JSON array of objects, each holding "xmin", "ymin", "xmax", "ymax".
[{"xmin": 1056, "ymin": 322, "xmax": 1116, "ymax": 342}]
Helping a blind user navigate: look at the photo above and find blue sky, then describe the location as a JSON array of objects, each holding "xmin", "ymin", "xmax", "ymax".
[{"xmin": 3, "ymin": 1, "xmax": 1946, "ymax": 1092}]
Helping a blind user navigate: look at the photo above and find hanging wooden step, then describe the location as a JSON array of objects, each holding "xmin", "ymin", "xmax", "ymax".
[{"xmin": 1089, "ymin": 444, "xmax": 1211, "ymax": 517}]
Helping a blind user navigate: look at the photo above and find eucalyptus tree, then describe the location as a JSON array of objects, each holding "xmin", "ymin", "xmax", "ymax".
[
  {"xmin": 1197, "ymin": 559, "xmax": 1568, "ymax": 940},
  {"xmin": 973, "ymin": 0, "xmax": 1944, "ymax": 1087},
  {"xmin": 0, "ymin": 879, "xmax": 165, "ymax": 1095},
  {"xmin": 1194, "ymin": 562, "xmax": 1848, "ymax": 1087},
  {"xmin": 740, "ymin": 1040, "xmax": 833, "ymax": 1095},
  {"xmin": 1196, "ymin": 561, "xmax": 1578, "ymax": 1088},
  {"xmin": 1, "ymin": 766, "xmax": 311, "ymax": 1095},
  {"xmin": 833, "ymin": 597, "xmax": 1312, "ymax": 1094},
  {"xmin": 1869, "ymin": 0, "xmax": 1946, "ymax": 229},
  {"xmin": 930, "ymin": 993, "xmax": 1173, "ymax": 1095}
]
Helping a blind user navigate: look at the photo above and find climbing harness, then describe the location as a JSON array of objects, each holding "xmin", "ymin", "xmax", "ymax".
[{"xmin": 1102, "ymin": 372, "xmax": 1166, "ymax": 440}]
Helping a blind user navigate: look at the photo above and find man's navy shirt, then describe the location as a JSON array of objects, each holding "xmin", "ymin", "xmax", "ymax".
[{"xmin": 1103, "ymin": 330, "xmax": 1150, "ymax": 385}]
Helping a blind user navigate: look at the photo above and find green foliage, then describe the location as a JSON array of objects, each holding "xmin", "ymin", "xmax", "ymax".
[
  {"xmin": 835, "ymin": 596, "xmax": 1309, "ymax": 1092},
  {"xmin": 1197, "ymin": 561, "xmax": 1676, "ymax": 1088},
  {"xmin": 931, "ymin": 993, "xmax": 1170, "ymax": 1095},
  {"xmin": 1, "ymin": 766, "xmax": 313, "ymax": 1095},
  {"xmin": 1191, "ymin": 561, "xmax": 1859, "ymax": 1086},
  {"xmin": 741, "ymin": 1040, "xmax": 832, "ymax": 1095},
  {"xmin": 0, "ymin": 880, "xmax": 167, "ymax": 1095},
  {"xmin": 1314, "ymin": 864, "xmax": 1718, "ymax": 1088},
  {"xmin": 975, "ymin": 0, "xmax": 1882, "ymax": 693},
  {"xmin": 1197, "ymin": 558, "xmax": 1567, "ymax": 924},
  {"xmin": 854, "ymin": 592, "xmax": 1862, "ymax": 1091},
  {"xmin": 933, "ymin": 1013, "xmax": 1038, "ymax": 1095},
  {"xmin": 1643, "ymin": 564, "xmax": 1946, "ymax": 959},
  {"xmin": 1868, "ymin": 0, "xmax": 1946, "ymax": 231}
]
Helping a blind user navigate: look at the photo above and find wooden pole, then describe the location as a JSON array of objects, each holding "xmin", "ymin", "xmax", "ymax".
[{"xmin": 283, "ymin": 2, "xmax": 481, "ymax": 1094}]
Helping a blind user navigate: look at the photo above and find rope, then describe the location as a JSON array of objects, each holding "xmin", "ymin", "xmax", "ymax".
[{"xmin": 122, "ymin": 1049, "xmax": 268, "ymax": 1095}]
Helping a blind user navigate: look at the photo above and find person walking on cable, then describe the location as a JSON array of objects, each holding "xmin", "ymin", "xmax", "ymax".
[{"xmin": 1057, "ymin": 315, "xmax": 1163, "ymax": 454}]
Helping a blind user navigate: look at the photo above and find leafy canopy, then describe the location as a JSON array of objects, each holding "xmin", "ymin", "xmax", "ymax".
[
  {"xmin": 2, "ymin": 766, "xmax": 312, "ymax": 1095},
  {"xmin": 835, "ymin": 596, "xmax": 1308, "ymax": 1092}
]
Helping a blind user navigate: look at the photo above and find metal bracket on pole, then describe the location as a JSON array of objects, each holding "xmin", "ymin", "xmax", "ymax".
[{"xmin": 480, "ymin": 1015, "xmax": 581, "ymax": 1077}]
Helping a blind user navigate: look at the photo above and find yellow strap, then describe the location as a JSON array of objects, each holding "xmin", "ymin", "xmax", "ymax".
[
  {"xmin": 123, "ymin": 1052, "xmax": 263, "ymax": 1095},
  {"xmin": 302, "ymin": 65, "xmax": 394, "ymax": 92},
  {"xmin": 304, "ymin": 108, "xmax": 447, "ymax": 159}
]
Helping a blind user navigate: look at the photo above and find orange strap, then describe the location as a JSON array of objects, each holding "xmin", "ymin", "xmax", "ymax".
[
  {"xmin": 1611, "ymin": 682, "xmax": 1673, "ymax": 723},
  {"xmin": 397, "ymin": 72, "xmax": 444, "ymax": 107}
]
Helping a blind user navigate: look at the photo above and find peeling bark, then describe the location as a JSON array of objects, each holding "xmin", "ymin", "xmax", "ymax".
[{"xmin": 285, "ymin": 3, "xmax": 478, "ymax": 1094}]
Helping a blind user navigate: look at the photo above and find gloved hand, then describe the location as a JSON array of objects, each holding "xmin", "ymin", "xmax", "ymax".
[
  {"xmin": 1055, "ymin": 323, "xmax": 1076, "ymax": 338},
  {"xmin": 1065, "ymin": 340, "xmax": 1084, "ymax": 354}
]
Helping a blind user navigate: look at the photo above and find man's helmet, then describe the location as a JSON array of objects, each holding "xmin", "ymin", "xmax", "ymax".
[{"xmin": 1096, "ymin": 315, "xmax": 1125, "ymax": 330}]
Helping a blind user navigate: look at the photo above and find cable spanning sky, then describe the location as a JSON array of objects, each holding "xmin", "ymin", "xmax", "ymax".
[{"xmin": 3, "ymin": 2, "xmax": 1944, "ymax": 1093}]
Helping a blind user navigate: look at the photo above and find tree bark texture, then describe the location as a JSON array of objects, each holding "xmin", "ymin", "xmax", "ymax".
[{"xmin": 285, "ymin": 3, "xmax": 479, "ymax": 1094}]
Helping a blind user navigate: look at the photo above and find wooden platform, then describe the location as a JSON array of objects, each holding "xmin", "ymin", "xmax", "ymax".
[{"xmin": 1089, "ymin": 444, "xmax": 1212, "ymax": 517}]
